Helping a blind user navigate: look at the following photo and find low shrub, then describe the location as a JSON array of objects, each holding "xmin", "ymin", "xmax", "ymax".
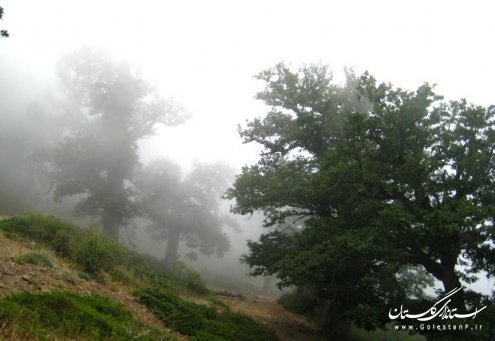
[
  {"xmin": 78, "ymin": 271, "xmax": 92, "ymax": 280},
  {"xmin": 174, "ymin": 260, "xmax": 209, "ymax": 295},
  {"xmin": 138, "ymin": 288, "xmax": 276, "ymax": 341},
  {"xmin": 0, "ymin": 215, "xmax": 208, "ymax": 293},
  {"xmin": 16, "ymin": 251, "xmax": 54, "ymax": 268},
  {"xmin": 0, "ymin": 215, "xmax": 129, "ymax": 276},
  {"xmin": 0, "ymin": 291, "xmax": 174, "ymax": 340},
  {"xmin": 0, "ymin": 215, "xmax": 78, "ymax": 246},
  {"xmin": 73, "ymin": 228, "xmax": 127, "ymax": 275}
]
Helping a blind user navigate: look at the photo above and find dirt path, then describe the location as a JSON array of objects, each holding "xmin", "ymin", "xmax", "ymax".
[{"xmin": 217, "ymin": 294, "xmax": 323, "ymax": 341}]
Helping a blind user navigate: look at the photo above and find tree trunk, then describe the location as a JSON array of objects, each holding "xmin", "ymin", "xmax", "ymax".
[
  {"xmin": 322, "ymin": 300, "xmax": 351, "ymax": 339},
  {"xmin": 262, "ymin": 276, "xmax": 272, "ymax": 296},
  {"xmin": 163, "ymin": 226, "xmax": 180, "ymax": 273},
  {"xmin": 440, "ymin": 268, "xmax": 466, "ymax": 312},
  {"xmin": 417, "ymin": 241, "xmax": 466, "ymax": 311},
  {"xmin": 102, "ymin": 167, "xmax": 126, "ymax": 241},
  {"xmin": 102, "ymin": 206, "xmax": 120, "ymax": 241}
]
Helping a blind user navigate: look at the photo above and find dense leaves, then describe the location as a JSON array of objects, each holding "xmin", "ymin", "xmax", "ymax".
[{"xmin": 227, "ymin": 63, "xmax": 495, "ymax": 337}]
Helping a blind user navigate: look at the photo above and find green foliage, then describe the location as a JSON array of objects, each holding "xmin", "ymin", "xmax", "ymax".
[
  {"xmin": 73, "ymin": 228, "xmax": 127, "ymax": 274},
  {"xmin": 138, "ymin": 288, "xmax": 276, "ymax": 341},
  {"xmin": 174, "ymin": 260, "xmax": 209, "ymax": 294},
  {"xmin": 16, "ymin": 251, "xmax": 54, "ymax": 268},
  {"xmin": 2, "ymin": 230, "xmax": 14, "ymax": 239},
  {"xmin": 61, "ymin": 271, "xmax": 77, "ymax": 284},
  {"xmin": 0, "ymin": 214, "xmax": 209, "ymax": 293},
  {"xmin": 227, "ymin": 63, "xmax": 495, "ymax": 336},
  {"xmin": 0, "ymin": 214, "xmax": 79, "ymax": 247},
  {"xmin": 348, "ymin": 323, "xmax": 425, "ymax": 341},
  {"xmin": 78, "ymin": 271, "xmax": 92, "ymax": 280},
  {"xmin": 0, "ymin": 215, "xmax": 125, "ymax": 276},
  {"xmin": 0, "ymin": 291, "xmax": 174, "ymax": 340}
]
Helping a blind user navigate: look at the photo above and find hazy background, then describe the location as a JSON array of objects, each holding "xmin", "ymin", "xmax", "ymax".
[{"xmin": 1, "ymin": 0, "xmax": 494, "ymax": 294}]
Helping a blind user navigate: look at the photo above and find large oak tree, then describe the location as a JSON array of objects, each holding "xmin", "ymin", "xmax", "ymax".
[{"xmin": 226, "ymin": 63, "xmax": 495, "ymax": 337}]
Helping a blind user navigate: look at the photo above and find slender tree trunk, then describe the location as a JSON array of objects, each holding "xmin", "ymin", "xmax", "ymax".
[
  {"xmin": 164, "ymin": 226, "xmax": 180, "ymax": 273},
  {"xmin": 102, "ymin": 206, "xmax": 120, "ymax": 241},
  {"xmin": 262, "ymin": 275, "xmax": 272, "ymax": 296}
]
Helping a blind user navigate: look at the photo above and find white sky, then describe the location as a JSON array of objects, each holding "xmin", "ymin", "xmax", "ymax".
[
  {"xmin": 1, "ymin": 0, "xmax": 494, "ymax": 293},
  {"xmin": 3, "ymin": 0, "xmax": 495, "ymax": 171}
]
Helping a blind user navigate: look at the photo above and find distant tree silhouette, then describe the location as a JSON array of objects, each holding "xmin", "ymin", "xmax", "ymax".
[
  {"xmin": 138, "ymin": 160, "xmax": 235, "ymax": 272},
  {"xmin": 0, "ymin": 6, "xmax": 9, "ymax": 37},
  {"xmin": 52, "ymin": 48, "xmax": 187, "ymax": 240}
]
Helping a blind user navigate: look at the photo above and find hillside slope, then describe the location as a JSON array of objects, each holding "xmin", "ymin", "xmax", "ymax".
[{"xmin": 0, "ymin": 215, "xmax": 276, "ymax": 341}]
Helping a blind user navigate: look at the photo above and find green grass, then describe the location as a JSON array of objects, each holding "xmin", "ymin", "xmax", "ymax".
[
  {"xmin": 348, "ymin": 323, "xmax": 425, "ymax": 341},
  {"xmin": 0, "ymin": 215, "xmax": 280, "ymax": 340},
  {"xmin": 16, "ymin": 251, "xmax": 54, "ymax": 268},
  {"xmin": 0, "ymin": 291, "xmax": 175, "ymax": 340},
  {"xmin": 138, "ymin": 287, "xmax": 277, "ymax": 341},
  {"xmin": 0, "ymin": 214, "xmax": 201, "ymax": 293}
]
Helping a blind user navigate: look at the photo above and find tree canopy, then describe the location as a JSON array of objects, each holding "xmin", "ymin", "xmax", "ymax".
[
  {"xmin": 226, "ymin": 63, "xmax": 495, "ymax": 337},
  {"xmin": 138, "ymin": 159, "xmax": 234, "ymax": 272},
  {"xmin": 51, "ymin": 48, "xmax": 187, "ymax": 240}
]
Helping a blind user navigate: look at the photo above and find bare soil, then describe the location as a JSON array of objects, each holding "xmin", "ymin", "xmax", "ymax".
[{"xmin": 217, "ymin": 293, "xmax": 323, "ymax": 341}]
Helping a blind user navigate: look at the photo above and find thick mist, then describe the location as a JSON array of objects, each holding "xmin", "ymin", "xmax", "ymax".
[
  {"xmin": 0, "ymin": 46, "xmax": 274, "ymax": 295},
  {"xmin": 1, "ymin": 0, "xmax": 494, "ymax": 303}
]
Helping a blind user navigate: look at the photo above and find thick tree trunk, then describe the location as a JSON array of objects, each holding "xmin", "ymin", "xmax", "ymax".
[
  {"xmin": 322, "ymin": 300, "xmax": 351, "ymax": 339},
  {"xmin": 422, "ymin": 258, "xmax": 466, "ymax": 311},
  {"xmin": 440, "ymin": 268, "xmax": 466, "ymax": 312},
  {"xmin": 163, "ymin": 226, "xmax": 180, "ymax": 273},
  {"xmin": 415, "ymin": 238, "xmax": 466, "ymax": 311},
  {"xmin": 102, "ymin": 168, "xmax": 125, "ymax": 241}
]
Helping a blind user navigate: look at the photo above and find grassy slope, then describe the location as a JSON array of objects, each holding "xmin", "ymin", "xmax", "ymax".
[
  {"xmin": 0, "ymin": 291, "xmax": 173, "ymax": 341},
  {"xmin": 0, "ymin": 214, "xmax": 276, "ymax": 341}
]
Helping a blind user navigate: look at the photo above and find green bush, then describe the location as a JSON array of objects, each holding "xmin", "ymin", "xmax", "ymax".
[
  {"xmin": 0, "ymin": 214, "xmax": 83, "ymax": 258},
  {"xmin": 0, "ymin": 215, "xmax": 207, "ymax": 293},
  {"xmin": 17, "ymin": 251, "xmax": 54, "ymax": 268},
  {"xmin": 174, "ymin": 260, "xmax": 209, "ymax": 295},
  {"xmin": 0, "ymin": 214, "xmax": 77, "ymax": 245},
  {"xmin": 138, "ymin": 288, "xmax": 276, "ymax": 341},
  {"xmin": 78, "ymin": 271, "xmax": 92, "ymax": 280},
  {"xmin": 0, "ymin": 291, "xmax": 175, "ymax": 340},
  {"xmin": 2, "ymin": 230, "xmax": 15, "ymax": 239},
  {"xmin": 73, "ymin": 228, "xmax": 127, "ymax": 275},
  {"xmin": 51, "ymin": 227, "xmax": 81, "ymax": 257},
  {"xmin": 0, "ymin": 215, "xmax": 127, "ymax": 276}
]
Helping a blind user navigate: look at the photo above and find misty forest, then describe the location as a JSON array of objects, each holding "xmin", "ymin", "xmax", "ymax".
[{"xmin": 0, "ymin": 3, "xmax": 494, "ymax": 341}]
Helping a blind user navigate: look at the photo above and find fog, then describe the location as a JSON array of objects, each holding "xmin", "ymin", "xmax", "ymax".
[{"xmin": 1, "ymin": 1, "xmax": 494, "ymax": 296}]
